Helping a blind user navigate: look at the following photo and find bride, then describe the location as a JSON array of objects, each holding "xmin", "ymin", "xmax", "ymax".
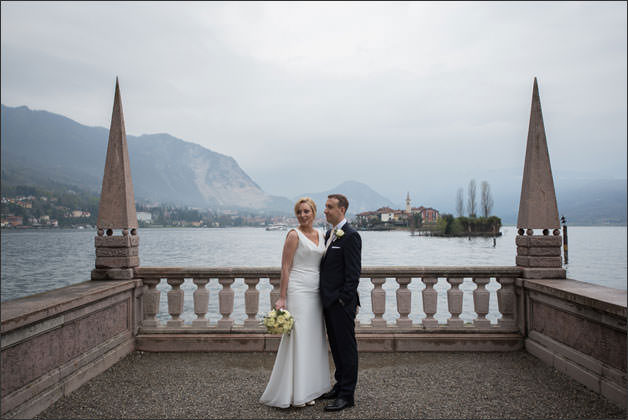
[{"xmin": 260, "ymin": 197, "xmax": 331, "ymax": 408}]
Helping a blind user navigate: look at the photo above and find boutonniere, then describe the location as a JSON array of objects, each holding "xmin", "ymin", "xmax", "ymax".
[{"xmin": 335, "ymin": 228, "xmax": 345, "ymax": 238}]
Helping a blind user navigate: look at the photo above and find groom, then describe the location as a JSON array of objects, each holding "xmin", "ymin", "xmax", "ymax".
[{"xmin": 319, "ymin": 194, "xmax": 361, "ymax": 412}]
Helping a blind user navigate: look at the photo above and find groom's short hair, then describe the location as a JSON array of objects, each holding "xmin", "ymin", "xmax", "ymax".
[{"xmin": 328, "ymin": 194, "xmax": 349, "ymax": 212}]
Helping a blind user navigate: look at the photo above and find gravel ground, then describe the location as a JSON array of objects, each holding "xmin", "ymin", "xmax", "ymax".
[{"xmin": 37, "ymin": 351, "xmax": 625, "ymax": 419}]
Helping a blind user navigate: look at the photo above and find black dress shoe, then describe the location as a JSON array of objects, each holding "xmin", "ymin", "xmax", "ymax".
[
  {"xmin": 319, "ymin": 390, "xmax": 338, "ymax": 399},
  {"xmin": 324, "ymin": 397, "xmax": 354, "ymax": 411}
]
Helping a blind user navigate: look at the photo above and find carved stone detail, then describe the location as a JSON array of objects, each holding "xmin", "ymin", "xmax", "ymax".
[
  {"xmin": 95, "ymin": 256, "xmax": 139, "ymax": 269},
  {"xmin": 243, "ymin": 278, "xmax": 261, "ymax": 329},
  {"xmin": 371, "ymin": 278, "xmax": 386, "ymax": 328},
  {"xmin": 192, "ymin": 278, "xmax": 210, "ymax": 327},
  {"xmin": 422, "ymin": 277, "xmax": 439, "ymax": 329},
  {"xmin": 395, "ymin": 277, "xmax": 412, "ymax": 328},
  {"xmin": 497, "ymin": 278, "xmax": 516, "ymax": 330},
  {"xmin": 473, "ymin": 277, "xmax": 491, "ymax": 328},
  {"xmin": 447, "ymin": 277, "xmax": 464, "ymax": 328},
  {"xmin": 166, "ymin": 278, "xmax": 184, "ymax": 327},
  {"xmin": 142, "ymin": 278, "xmax": 161, "ymax": 328},
  {"xmin": 95, "ymin": 247, "xmax": 139, "ymax": 257},
  {"xmin": 217, "ymin": 278, "xmax": 234, "ymax": 330}
]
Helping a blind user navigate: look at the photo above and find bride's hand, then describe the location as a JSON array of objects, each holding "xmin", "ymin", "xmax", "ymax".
[{"xmin": 275, "ymin": 297, "xmax": 286, "ymax": 310}]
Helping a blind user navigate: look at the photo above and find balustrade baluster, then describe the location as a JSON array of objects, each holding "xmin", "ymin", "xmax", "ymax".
[
  {"xmin": 136, "ymin": 268, "xmax": 519, "ymax": 334},
  {"xmin": 192, "ymin": 277, "xmax": 210, "ymax": 327},
  {"xmin": 446, "ymin": 277, "xmax": 464, "ymax": 328},
  {"xmin": 421, "ymin": 277, "xmax": 439, "ymax": 329},
  {"xmin": 472, "ymin": 277, "xmax": 491, "ymax": 328},
  {"xmin": 497, "ymin": 278, "xmax": 516, "ymax": 330},
  {"xmin": 244, "ymin": 277, "xmax": 261, "ymax": 329},
  {"xmin": 395, "ymin": 277, "xmax": 412, "ymax": 328},
  {"xmin": 269, "ymin": 277, "xmax": 280, "ymax": 310},
  {"xmin": 142, "ymin": 277, "xmax": 161, "ymax": 327},
  {"xmin": 166, "ymin": 277, "xmax": 185, "ymax": 327},
  {"xmin": 370, "ymin": 278, "xmax": 387, "ymax": 328},
  {"xmin": 217, "ymin": 277, "xmax": 234, "ymax": 330}
]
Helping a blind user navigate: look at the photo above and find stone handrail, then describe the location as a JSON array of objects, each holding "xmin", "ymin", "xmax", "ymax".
[{"xmin": 135, "ymin": 266, "xmax": 522, "ymax": 333}]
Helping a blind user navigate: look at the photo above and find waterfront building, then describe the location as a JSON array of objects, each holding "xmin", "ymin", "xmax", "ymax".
[
  {"xmin": 2, "ymin": 215, "xmax": 23, "ymax": 227},
  {"xmin": 355, "ymin": 195, "xmax": 440, "ymax": 228},
  {"xmin": 136, "ymin": 211, "xmax": 152, "ymax": 223}
]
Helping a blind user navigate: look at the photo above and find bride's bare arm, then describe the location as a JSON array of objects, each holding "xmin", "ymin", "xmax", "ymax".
[{"xmin": 275, "ymin": 230, "xmax": 298, "ymax": 310}]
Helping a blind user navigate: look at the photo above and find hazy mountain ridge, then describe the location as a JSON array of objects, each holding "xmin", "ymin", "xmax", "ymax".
[
  {"xmin": 555, "ymin": 179, "xmax": 626, "ymax": 225},
  {"xmin": 2, "ymin": 104, "xmax": 624, "ymax": 224},
  {"xmin": 1, "ymin": 104, "xmax": 291, "ymax": 212},
  {"xmin": 297, "ymin": 180, "xmax": 396, "ymax": 215}
]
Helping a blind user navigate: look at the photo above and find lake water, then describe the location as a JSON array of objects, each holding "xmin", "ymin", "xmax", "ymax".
[{"xmin": 2, "ymin": 226, "xmax": 626, "ymax": 324}]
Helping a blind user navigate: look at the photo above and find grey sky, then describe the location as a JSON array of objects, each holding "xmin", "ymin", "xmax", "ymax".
[{"xmin": 1, "ymin": 1, "xmax": 626, "ymax": 212}]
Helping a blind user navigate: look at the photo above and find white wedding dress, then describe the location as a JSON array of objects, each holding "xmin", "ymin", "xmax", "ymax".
[{"xmin": 260, "ymin": 228, "xmax": 331, "ymax": 408}]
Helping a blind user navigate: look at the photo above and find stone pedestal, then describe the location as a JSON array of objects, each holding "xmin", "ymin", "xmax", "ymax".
[
  {"xmin": 92, "ymin": 232, "xmax": 139, "ymax": 280},
  {"xmin": 516, "ymin": 233, "xmax": 566, "ymax": 279}
]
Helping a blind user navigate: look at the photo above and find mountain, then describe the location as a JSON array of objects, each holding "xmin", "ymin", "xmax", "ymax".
[
  {"xmin": 297, "ymin": 180, "xmax": 395, "ymax": 215},
  {"xmin": 463, "ymin": 178, "xmax": 627, "ymax": 226},
  {"xmin": 0, "ymin": 104, "xmax": 292, "ymax": 212},
  {"xmin": 555, "ymin": 179, "xmax": 626, "ymax": 225}
]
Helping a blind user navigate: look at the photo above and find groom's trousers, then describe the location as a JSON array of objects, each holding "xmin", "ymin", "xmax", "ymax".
[{"xmin": 324, "ymin": 301, "xmax": 358, "ymax": 401}]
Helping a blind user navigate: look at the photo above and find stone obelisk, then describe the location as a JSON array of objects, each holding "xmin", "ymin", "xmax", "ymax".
[
  {"xmin": 92, "ymin": 78, "xmax": 139, "ymax": 280},
  {"xmin": 515, "ymin": 78, "xmax": 565, "ymax": 279}
]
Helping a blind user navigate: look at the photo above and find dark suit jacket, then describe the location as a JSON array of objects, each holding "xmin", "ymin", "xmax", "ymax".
[{"xmin": 319, "ymin": 222, "xmax": 362, "ymax": 310}]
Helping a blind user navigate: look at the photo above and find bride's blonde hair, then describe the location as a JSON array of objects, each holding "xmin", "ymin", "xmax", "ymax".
[{"xmin": 294, "ymin": 197, "xmax": 317, "ymax": 218}]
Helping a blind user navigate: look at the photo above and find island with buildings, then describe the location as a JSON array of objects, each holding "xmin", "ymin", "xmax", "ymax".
[{"xmin": 355, "ymin": 193, "xmax": 501, "ymax": 237}]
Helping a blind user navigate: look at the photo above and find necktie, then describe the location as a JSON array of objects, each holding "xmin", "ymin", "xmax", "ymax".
[{"xmin": 325, "ymin": 229, "xmax": 335, "ymax": 250}]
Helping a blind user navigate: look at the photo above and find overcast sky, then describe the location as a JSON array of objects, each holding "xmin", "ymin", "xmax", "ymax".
[{"xmin": 1, "ymin": 1, "xmax": 626, "ymax": 211}]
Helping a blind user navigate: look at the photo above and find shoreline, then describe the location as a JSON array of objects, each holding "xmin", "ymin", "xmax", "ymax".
[{"xmin": 2, "ymin": 224, "xmax": 627, "ymax": 231}]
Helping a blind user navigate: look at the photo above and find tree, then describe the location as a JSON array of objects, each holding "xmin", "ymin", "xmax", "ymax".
[
  {"xmin": 456, "ymin": 188, "xmax": 464, "ymax": 217},
  {"xmin": 481, "ymin": 181, "xmax": 494, "ymax": 218},
  {"xmin": 467, "ymin": 179, "xmax": 477, "ymax": 218},
  {"xmin": 408, "ymin": 213, "xmax": 422, "ymax": 232}
]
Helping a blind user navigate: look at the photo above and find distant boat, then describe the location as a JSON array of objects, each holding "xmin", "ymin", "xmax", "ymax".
[{"xmin": 265, "ymin": 224, "xmax": 288, "ymax": 231}]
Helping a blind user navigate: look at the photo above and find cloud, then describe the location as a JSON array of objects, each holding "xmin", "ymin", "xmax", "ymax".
[{"xmin": 1, "ymin": 1, "xmax": 626, "ymax": 207}]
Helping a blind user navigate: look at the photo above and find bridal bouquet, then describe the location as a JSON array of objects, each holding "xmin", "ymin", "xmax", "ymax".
[{"xmin": 262, "ymin": 308, "xmax": 294, "ymax": 335}]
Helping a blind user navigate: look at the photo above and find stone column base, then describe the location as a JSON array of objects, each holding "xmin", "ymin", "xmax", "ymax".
[
  {"xmin": 520, "ymin": 268, "xmax": 566, "ymax": 279},
  {"xmin": 91, "ymin": 268, "xmax": 135, "ymax": 280}
]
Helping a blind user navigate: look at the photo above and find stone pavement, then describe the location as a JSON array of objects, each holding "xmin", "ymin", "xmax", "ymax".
[{"xmin": 37, "ymin": 351, "xmax": 624, "ymax": 419}]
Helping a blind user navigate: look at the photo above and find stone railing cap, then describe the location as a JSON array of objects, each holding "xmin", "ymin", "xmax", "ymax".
[
  {"xmin": 135, "ymin": 266, "xmax": 523, "ymax": 278},
  {"xmin": 525, "ymin": 278, "xmax": 627, "ymax": 317},
  {"xmin": 1, "ymin": 280, "xmax": 139, "ymax": 334}
]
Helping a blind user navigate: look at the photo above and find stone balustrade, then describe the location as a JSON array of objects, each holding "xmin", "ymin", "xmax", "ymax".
[{"xmin": 135, "ymin": 266, "xmax": 522, "ymax": 333}]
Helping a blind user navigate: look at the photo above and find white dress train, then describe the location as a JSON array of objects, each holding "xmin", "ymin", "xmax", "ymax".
[{"xmin": 260, "ymin": 228, "xmax": 331, "ymax": 408}]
